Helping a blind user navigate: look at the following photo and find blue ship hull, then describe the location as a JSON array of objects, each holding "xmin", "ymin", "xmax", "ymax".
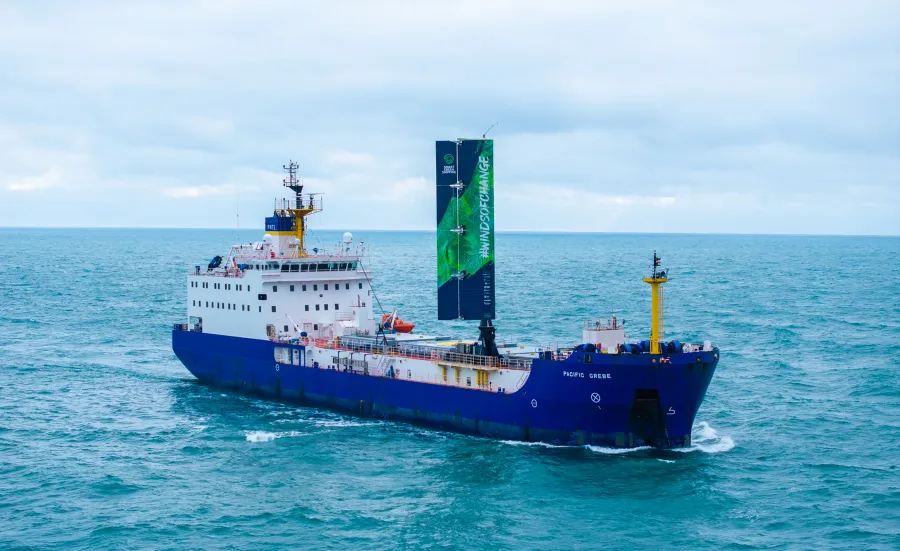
[{"xmin": 172, "ymin": 330, "xmax": 718, "ymax": 448}]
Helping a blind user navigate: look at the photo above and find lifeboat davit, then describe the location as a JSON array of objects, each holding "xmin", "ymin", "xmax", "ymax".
[{"xmin": 382, "ymin": 311, "xmax": 415, "ymax": 333}]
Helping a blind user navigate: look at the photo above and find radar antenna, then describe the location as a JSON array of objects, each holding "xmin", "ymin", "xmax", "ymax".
[
  {"xmin": 482, "ymin": 122, "xmax": 498, "ymax": 139},
  {"xmin": 283, "ymin": 160, "xmax": 303, "ymax": 203}
]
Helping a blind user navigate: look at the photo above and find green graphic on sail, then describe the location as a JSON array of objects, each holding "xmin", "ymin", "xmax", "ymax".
[{"xmin": 435, "ymin": 139, "xmax": 495, "ymax": 320}]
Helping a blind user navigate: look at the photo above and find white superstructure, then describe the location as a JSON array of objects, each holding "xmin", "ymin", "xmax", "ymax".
[
  {"xmin": 180, "ymin": 161, "xmax": 640, "ymax": 395},
  {"xmin": 185, "ymin": 235, "xmax": 377, "ymax": 341}
]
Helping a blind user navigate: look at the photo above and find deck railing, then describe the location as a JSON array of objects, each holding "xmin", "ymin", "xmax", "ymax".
[{"xmin": 279, "ymin": 337, "xmax": 535, "ymax": 371}]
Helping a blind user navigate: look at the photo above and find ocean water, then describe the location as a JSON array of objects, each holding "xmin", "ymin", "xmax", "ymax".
[{"xmin": 1, "ymin": 228, "xmax": 898, "ymax": 550}]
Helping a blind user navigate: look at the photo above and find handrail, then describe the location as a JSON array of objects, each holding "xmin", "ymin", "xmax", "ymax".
[
  {"xmin": 283, "ymin": 337, "xmax": 535, "ymax": 371},
  {"xmin": 191, "ymin": 272, "xmax": 246, "ymax": 278}
]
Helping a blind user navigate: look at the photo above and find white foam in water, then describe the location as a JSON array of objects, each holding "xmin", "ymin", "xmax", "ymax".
[
  {"xmin": 673, "ymin": 421, "xmax": 735, "ymax": 454},
  {"xmin": 501, "ymin": 440, "xmax": 652, "ymax": 454},
  {"xmin": 244, "ymin": 430, "xmax": 306, "ymax": 443},
  {"xmin": 657, "ymin": 458, "xmax": 675, "ymax": 463},
  {"xmin": 500, "ymin": 440, "xmax": 570, "ymax": 449},
  {"xmin": 312, "ymin": 419, "xmax": 380, "ymax": 428},
  {"xmin": 245, "ymin": 431, "xmax": 277, "ymax": 442},
  {"xmin": 586, "ymin": 445, "xmax": 652, "ymax": 455}
]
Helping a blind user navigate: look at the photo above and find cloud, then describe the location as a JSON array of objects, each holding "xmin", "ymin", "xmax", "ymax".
[
  {"xmin": 325, "ymin": 150, "xmax": 376, "ymax": 168},
  {"xmin": 0, "ymin": 0, "xmax": 897, "ymax": 233},
  {"xmin": 507, "ymin": 183, "xmax": 675, "ymax": 208},
  {"xmin": 162, "ymin": 184, "xmax": 239, "ymax": 198},
  {"xmin": 4, "ymin": 169, "xmax": 62, "ymax": 191},
  {"xmin": 178, "ymin": 116, "xmax": 233, "ymax": 141}
]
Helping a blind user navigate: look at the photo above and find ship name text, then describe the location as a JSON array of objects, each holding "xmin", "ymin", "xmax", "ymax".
[{"xmin": 563, "ymin": 371, "xmax": 612, "ymax": 379}]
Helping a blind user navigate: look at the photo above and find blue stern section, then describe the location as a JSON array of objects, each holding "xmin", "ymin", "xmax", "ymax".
[{"xmin": 172, "ymin": 330, "xmax": 718, "ymax": 448}]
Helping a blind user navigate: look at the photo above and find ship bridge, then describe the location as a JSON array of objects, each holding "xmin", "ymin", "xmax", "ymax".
[{"xmin": 182, "ymin": 160, "xmax": 378, "ymax": 343}]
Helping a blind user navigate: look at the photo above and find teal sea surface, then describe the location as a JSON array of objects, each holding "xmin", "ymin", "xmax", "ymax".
[{"xmin": 1, "ymin": 229, "xmax": 898, "ymax": 550}]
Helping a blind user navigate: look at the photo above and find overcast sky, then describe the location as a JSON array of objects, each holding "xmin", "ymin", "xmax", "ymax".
[{"xmin": 1, "ymin": 1, "xmax": 898, "ymax": 234}]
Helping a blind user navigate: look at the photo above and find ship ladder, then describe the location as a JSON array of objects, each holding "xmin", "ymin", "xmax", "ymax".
[{"xmin": 373, "ymin": 355, "xmax": 391, "ymax": 377}]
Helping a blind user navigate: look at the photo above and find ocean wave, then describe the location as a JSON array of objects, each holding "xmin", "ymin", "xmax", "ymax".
[
  {"xmin": 311, "ymin": 418, "xmax": 382, "ymax": 428},
  {"xmin": 586, "ymin": 445, "xmax": 652, "ymax": 455},
  {"xmin": 244, "ymin": 430, "xmax": 306, "ymax": 442},
  {"xmin": 499, "ymin": 440, "xmax": 570, "ymax": 449},
  {"xmin": 500, "ymin": 440, "xmax": 652, "ymax": 454},
  {"xmin": 673, "ymin": 421, "xmax": 735, "ymax": 454}
]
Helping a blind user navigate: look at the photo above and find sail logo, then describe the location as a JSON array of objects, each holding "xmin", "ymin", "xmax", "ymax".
[
  {"xmin": 441, "ymin": 153, "xmax": 456, "ymax": 175},
  {"xmin": 478, "ymin": 155, "xmax": 491, "ymax": 259}
]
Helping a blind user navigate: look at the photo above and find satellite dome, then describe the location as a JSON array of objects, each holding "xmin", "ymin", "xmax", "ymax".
[
  {"xmin": 263, "ymin": 234, "xmax": 273, "ymax": 243},
  {"xmin": 343, "ymin": 232, "xmax": 353, "ymax": 244}
]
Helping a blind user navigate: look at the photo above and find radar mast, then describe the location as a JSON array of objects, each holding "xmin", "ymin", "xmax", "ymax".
[{"xmin": 279, "ymin": 159, "xmax": 321, "ymax": 257}]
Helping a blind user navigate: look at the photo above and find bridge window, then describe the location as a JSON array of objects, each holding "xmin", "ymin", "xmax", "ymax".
[
  {"xmin": 324, "ymin": 304, "xmax": 328, "ymax": 310},
  {"xmin": 324, "ymin": 284, "xmax": 328, "ymax": 291},
  {"xmin": 305, "ymin": 305, "xmax": 309, "ymax": 311},
  {"xmin": 271, "ymin": 306, "xmax": 277, "ymax": 312},
  {"xmin": 315, "ymin": 305, "xmax": 320, "ymax": 311},
  {"xmin": 290, "ymin": 264, "xmax": 299, "ymax": 272},
  {"xmin": 358, "ymin": 283, "xmax": 363, "ymax": 289},
  {"xmin": 345, "ymin": 283, "xmax": 349, "ymax": 290},
  {"xmin": 284, "ymin": 325, "xmax": 289, "ymax": 332},
  {"xmin": 335, "ymin": 304, "xmax": 339, "ymax": 310},
  {"xmin": 302, "ymin": 284, "xmax": 307, "ymax": 291},
  {"xmin": 281, "ymin": 265, "xmax": 289, "ymax": 272},
  {"xmin": 317, "ymin": 263, "xmax": 329, "ymax": 271},
  {"xmin": 313, "ymin": 284, "xmax": 318, "ymax": 291},
  {"xmin": 290, "ymin": 285, "xmax": 294, "ymax": 292},
  {"xmin": 339, "ymin": 263, "xmax": 347, "ymax": 270},
  {"xmin": 273, "ymin": 286, "xmax": 278, "ymax": 292},
  {"xmin": 301, "ymin": 264, "xmax": 309, "ymax": 272}
]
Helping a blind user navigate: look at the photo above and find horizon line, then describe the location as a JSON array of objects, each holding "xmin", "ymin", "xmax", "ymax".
[{"xmin": 0, "ymin": 226, "xmax": 897, "ymax": 238}]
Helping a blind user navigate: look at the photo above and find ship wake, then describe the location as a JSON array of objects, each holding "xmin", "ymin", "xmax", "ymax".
[{"xmin": 674, "ymin": 421, "xmax": 735, "ymax": 454}]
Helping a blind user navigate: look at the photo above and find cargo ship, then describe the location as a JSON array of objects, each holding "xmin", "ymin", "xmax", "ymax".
[{"xmin": 172, "ymin": 140, "xmax": 719, "ymax": 448}]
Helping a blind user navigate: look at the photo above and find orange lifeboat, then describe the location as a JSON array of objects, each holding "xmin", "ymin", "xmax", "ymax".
[{"xmin": 382, "ymin": 311, "xmax": 415, "ymax": 334}]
